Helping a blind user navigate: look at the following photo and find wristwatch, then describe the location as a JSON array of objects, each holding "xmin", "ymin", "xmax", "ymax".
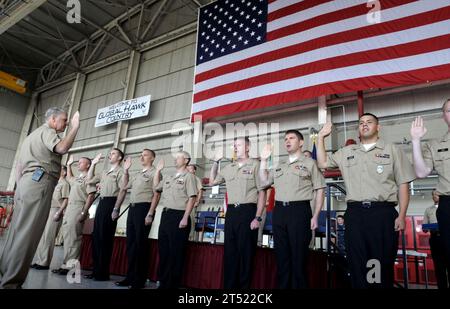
[{"xmin": 255, "ymin": 216, "xmax": 262, "ymax": 222}]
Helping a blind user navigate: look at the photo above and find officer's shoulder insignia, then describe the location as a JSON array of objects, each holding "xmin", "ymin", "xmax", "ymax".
[
  {"xmin": 242, "ymin": 169, "xmax": 253, "ymax": 175},
  {"xmin": 438, "ymin": 148, "xmax": 449, "ymax": 152},
  {"xmin": 176, "ymin": 179, "xmax": 185, "ymax": 184},
  {"xmin": 346, "ymin": 155, "xmax": 355, "ymax": 160},
  {"xmin": 275, "ymin": 168, "xmax": 281, "ymax": 172}
]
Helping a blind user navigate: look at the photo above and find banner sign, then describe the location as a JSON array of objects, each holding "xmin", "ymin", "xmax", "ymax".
[{"xmin": 95, "ymin": 95, "xmax": 151, "ymax": 127}]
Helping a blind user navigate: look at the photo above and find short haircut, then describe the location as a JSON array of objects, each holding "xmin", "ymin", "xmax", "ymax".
[
  {"xmin": 442, "ymin": 99, "xmax": 450, "ymax": 112},
  {"xmin": 178, "ymin": 151, "xmax": 191, "ymax": 165},
  {"xmin": 337, "ymin": 215, "xmax": 344, "ymax": 219},
  {"xmin": 112, "ymin": 148, "xmax": 124, "ymax": 162},
  {"xmin": 234, "ymin": 136, "xmax": 250, "ymax": 146},
  {"xmin": 285, "ymin": 129, "xmax": 304, "ymax": 140},
  {"xmin": 359, "ymin": 113, "xmax": 379, "ymax": 124},
  {"xmin": 188, "ymin": 164, "xmax": 197, "ymax": 171},
  {"xmin": 45, "ymin": 107, "xmax": 66, "ymax": 121},
  {"xmin": 143, "ymin": 148, "xmax": 156, "ymax": 158},
  {"xmin": 303, "ymin": 150, "xmax": 313, "ymax": 155},
  {"xmin": 80, "ymin": 157, "xmax": 92, "ymax": 166}
]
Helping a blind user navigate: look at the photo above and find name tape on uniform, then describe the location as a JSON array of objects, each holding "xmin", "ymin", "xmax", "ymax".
[{"xmin": 95, "ymin": 95, "xmax": 151, "ymax": 127}]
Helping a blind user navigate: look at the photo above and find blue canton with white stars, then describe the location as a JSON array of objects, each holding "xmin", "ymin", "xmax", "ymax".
[{"xmin": 196, "ymin": 0, "xmax": 267, "ymax": 65}]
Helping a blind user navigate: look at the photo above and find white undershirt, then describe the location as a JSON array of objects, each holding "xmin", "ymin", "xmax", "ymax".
[
  {"xmin": 362, "ymin": 143, "xmax": 376, "ymax": 151},
  {"xmin": 289, "ymin": 155, "xmax": 298, "ymax": 163}
]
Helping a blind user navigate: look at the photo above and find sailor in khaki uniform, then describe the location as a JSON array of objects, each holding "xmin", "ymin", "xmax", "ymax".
[
  {"xmin": 411, "ymin": 99, "xmax": 450, "ymax": 288},
  {"xmin": 32, "ymin": 166, "xmax": 70, "ymax": 270},
  {"xmin": 260, "ymin": 130, "xmax": 326, "ymax": 288},
  {"xmin": 317, "ymin": 113, "xmax": 415, "ymax": 288},
  {"xmin": 209, "ymin": 137, "xmax": 266, "ymax": 289},
  {"xmin": 422, "ymin": 190, "xmax": 449, "ymax": 289},
  {"xmin": 154, "ymin": 151, "xmax": 197, "ymax": 289},
  {"xmin": 187, "ymin": 164, "xmax": 204, "ymax": 240},
  {"xmin": 53, "ymin": 156, "xmax": 96, "ymax": 275},
  {"xmin": 114, "ymin": 149, "xmax": 161, "ymax": 289},
  {"xmin": 85, "ymin": 148, "xmax": 125, "ymax": 281},
  {"xmin": 0, "ymin": 107, "xmax": 79, "ymax": 289}
]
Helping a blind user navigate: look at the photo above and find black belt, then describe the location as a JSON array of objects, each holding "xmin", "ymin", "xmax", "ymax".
[
  {"xmin": 162, "ymin": 207, "xmax": 185, "ymax": 212},
  {"xmin": 130, "ymin": 202, "xmax": 150, "ymax": 207},
  {"xmin": 100, "ymin": 196, "xmax": 117, "ymax": 200},
  {"xmin": 347, "ymin": 201, "xmax": 397, "ymax": 209},
  {"xmin": 275, "ymin": 200, "xmax": 309, "ymax": 207},
  {"xmin": 227, "ymin": 203, "xmax": 256, "ymax": 208}
]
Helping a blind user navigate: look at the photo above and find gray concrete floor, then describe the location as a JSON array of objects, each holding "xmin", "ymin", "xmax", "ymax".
[{"xmin": 0, "ymin": 235, "xmax": 157, "ymax": 289}]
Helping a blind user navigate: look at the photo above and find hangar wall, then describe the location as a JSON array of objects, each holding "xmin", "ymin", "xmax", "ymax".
[{"xmin": 0, "ymin": 90, "xmax": 29, "ymax": 191}]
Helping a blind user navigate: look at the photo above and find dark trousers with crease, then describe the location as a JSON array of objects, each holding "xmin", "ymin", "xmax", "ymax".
[
  {"xmin": 158, "ymin": 208, "xmax": 190, "ymax": 289},
  {"xmin": 224, "ymin": 203, "xmax": 258, "ymax": 289},
  {"xmin": 344, "ymin": 202, "xmax": 399, "ymax": 288},
  {"xmin": 92, "ymin": 196, "xmax": 117, "ymax": 280},
  {"xmin": 125, "ymin": 202, "xmax": 152, "ymax": 287},
  {"xmin": 272, "ymin": 200, "xmax": 312, "ymax": 289},
  {"xmin": 437, "ymin": 195, "xmax": 450, "ymax": 289}
]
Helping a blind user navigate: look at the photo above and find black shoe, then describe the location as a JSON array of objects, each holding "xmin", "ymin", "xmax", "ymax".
[
  {"xmin": 84, "ymin": 273, "xmax": 94, "ymax": 279},
  {"xmin": 115, "ymin": 279, "xmax": 130, "ymax": 287},
  {"xmin": 34, "ymin": 264, "xmax": 49, "ymax": 270},
  {"xmin": 58, "ymin": 269, "xmax": 69, "ymax": 275},
  {"xmin": 51, "ymin": 268, "xmax": 63, "ymax": 274},
  {"xmin": 30, "ymin": 263, "xmax": 37, "ymax": 269}
]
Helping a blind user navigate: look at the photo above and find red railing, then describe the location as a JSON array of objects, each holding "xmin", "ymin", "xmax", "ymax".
[{"xmin": 0, "ymin": 191, "xmax": 15, "ymax": 236}]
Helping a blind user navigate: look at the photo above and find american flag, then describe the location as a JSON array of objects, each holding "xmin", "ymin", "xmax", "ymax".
[{"xmin": 191, "ymin": 0, "xmax": 450, "ymax": 121}]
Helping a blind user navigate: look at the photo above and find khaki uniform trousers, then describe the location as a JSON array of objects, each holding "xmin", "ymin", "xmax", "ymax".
[{"xmin": 0, "ymin": 173, "xmax": 56, "ymax": 288}]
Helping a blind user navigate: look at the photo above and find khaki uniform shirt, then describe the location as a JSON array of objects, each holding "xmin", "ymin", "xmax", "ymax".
[
  {"xmin": 67, "ymin": 174, "xmax": 96, "ymax": 204},
  {"xmin": 127, "ymin": 166, "xmax": 158, "ymax": 204},
  {"xmin": 156, "ymin": 171, "xmax": 197, "ymax": 210},
  {"xmin": 50, "ymin": 178, "xmax": 70, "ymax": 208},
  {"xmin": 19, "ymin": 123, "xmax": 62, "ymax": 179},
  {"xmin": 423, "ymin": 133, "xmax": 450, "ymax": 195},
  {"xmin": 423, "ymin": 205, "xmax": 438, "ymax": 224},
  {"xmin": 214, "ymin": 158, "xmax": 264, "ymax": 205},
  {"xmin": 269, "ymin": 155, "xmax": 326, "ymax": 202},
  {"xmin": 90, "ymin": 166, "xmax": 124, "ymax": 197},
  {"xmin": 326, "ymin": 139, "xmax": 416, "ymax": 202}
]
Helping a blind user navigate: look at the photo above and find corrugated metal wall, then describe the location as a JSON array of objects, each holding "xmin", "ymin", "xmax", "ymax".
[
  {"xmin": 31, "ymin": 81, "xmax": 75, "ymax": 131},
  {"xmin": 0, "ymin": 90, "xmax": 29, "ymax": 191}
]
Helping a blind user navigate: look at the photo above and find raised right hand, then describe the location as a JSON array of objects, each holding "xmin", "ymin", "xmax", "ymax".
[
  {"xmin": 67, "ymin": 155, "xmax": 74, "ymax": 166},
  {"xmin": 156, "ymin": 159, "xmax": 165, "ymax": 171},
  {"xmin": 260, "ymin": 144, "xmax": 272, "ymax": 161},
  {"xmin": 318, "ymin": 122, "xmax": 333, "ymax": 138},
  {"xmin": 123, "ymin": 156, "xmax": 132, "ymax": 170},
  {"xmin": 92, "ymin": 153, "xmax": 102, "ymax": 165},
  {"xmin": 410, "ymin": 116, "xmax": 427, "ymax": 141},
  {"xmin": 71, "ymin": 111, "xmax": 80, "ymax": 129}
]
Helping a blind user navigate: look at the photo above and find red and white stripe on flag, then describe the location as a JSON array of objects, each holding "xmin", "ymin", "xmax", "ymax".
[{"xmin": 191, "ymin": 0, "xmax": 450, "ymax": 121}]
